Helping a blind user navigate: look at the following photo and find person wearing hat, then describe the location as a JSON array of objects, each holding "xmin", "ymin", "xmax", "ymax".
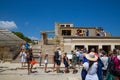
[
  {"xmin": 83, "ymin": 52, "xmax": 98, "ymax": 80},
  {"xmin": 90, "ymin": 48, "xmax": 104, "ymax": 80}
]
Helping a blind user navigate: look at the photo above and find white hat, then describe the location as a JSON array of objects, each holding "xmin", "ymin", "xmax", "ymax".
[{"xmin": 85, "ymin": 52, "xmax": 98, "ymax": 61}]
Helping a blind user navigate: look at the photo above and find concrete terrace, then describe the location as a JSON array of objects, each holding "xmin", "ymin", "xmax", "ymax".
[{"xmin": 0, "ymin": 62, "xmax": 82, "ymax": 80}]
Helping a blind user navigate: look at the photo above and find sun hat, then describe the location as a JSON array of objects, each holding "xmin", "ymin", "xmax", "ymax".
[{"xmin": 85, "ymin": 52, "xmax": 98, "ymax": 61}]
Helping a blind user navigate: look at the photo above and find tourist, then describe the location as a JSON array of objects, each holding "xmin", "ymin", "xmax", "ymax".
[
  {"xmin": 89, "ymin": 48, "xmax": 104, "ymax": 80},
  {"xmin": 86, "ymin": 29, "xmax": 89, "ymax": 36},
  {"xmin": 93, "ymin": 51, "xmax": 104, "ymax": 80},
  {"xmin": 25, "ymin": 42, "xmax": 30, "ymax": 50},
  {"xmin": 98, "ymin": 49, "xmax": 104, "ymax": 57},
  {"xmin": 44, "ymin": 53, "xmax": 48, "ymax": 73},
  {"xmin": 105, "ymin": 52, "xmax": 114, "ymax": 80},
  {"xmin": 26, "ymin": 49, "xmax": 33, "ymax": 74},
  {"xmin": 100, "ymin": 52, "xmax": 109, "ymax": 79},
  {"xmin": 21, "ymin": 42, "xmax": 26, "ymax": 49},
  {"xmin": 79, "ymin": 49, "xmax": 83, "ymax": 67},
  {"xmin": 100, "ymin": 29, "xmax": 105, "ymax": 36},
  {"xmin": 63, "ymin": 52, "xmax": 69, "ymax": 73},
  {"xmin": 69, "ymin": 50, "xmax": 74, "ymax": 68},
  {"xmin": 72, "ymin": 51, "xmax": 78, "ymax": 74},
  {"xmin": 81, "ymin": 53, "xmax": 88, "ymax": 80},
  {"xmin": 20, "ymin": 48, "xmax": 26, "ymax": 67},
  {"xmin": 111, "ymin": 49, "xmax": 120, "ymax": 80},
  {"xmin": 54, "ymin": 47, "xmax": 63, "ymax": 73},
  {"xmin": 52, "ymin": 50, "xmax": 56, "ymax": 71},
  {"xmin": 75, "ymin": 49, "xmax": 80, "ymax": 65},
  {"xmin": 38, "ymin": 52, "xmax": 42, "ymax": 66},
  {"xmin": 83, "ymin": 52, "xmax": 98, "ymax": 80},
  {"xmin": 116, "ymin": 50, "xmax": 120, "ymax": 80}
]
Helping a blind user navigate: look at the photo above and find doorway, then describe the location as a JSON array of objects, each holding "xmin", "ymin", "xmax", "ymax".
[
  {"xmin": 75, "ymin": 45, "xmax": 84, "ymax": 50},
  {"xmin": 102, "ymin": 45, "xmax": 111, "ymax": 53},
  {"xmin": 115, "ymin": 45, "xmax": 120, "ymax": 50},
  {"xmin": 88, "ymin": 45, "xmax": 98, "ymax": 53}
]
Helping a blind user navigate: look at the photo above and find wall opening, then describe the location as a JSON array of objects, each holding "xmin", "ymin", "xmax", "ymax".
[
  {"xmin": 75, "ymin": 45, "xmax": 84, "ymax": 50},
  {"xmin": 102, "ymin": 45, "xmax": 111, "ymax": 53},
  {"xmin": 88, "ymin": 45, "xmax": 98, "ymax": 53},
  {"xmin": 115, "ymin": 45, "xmax": 120, "ymax": 49},
  {"xmin": 62, "ymin": 30, "xmax": 71, "ymax": 36}
]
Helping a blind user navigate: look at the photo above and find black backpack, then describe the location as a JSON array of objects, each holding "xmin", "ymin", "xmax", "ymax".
[
  {"xmin": 54, "ymin": 51, "xmax": 59, "ymax": 60},
  {"xmin": 107, "ymin": 57, "xmax": 115, "ymax": 75}
]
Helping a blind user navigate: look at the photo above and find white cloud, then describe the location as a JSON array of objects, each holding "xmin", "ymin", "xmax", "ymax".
[
  {"xmin": 0, "ymin": 21, "xmax": 17, "ymax": 29},
  {"xmin": 28, "ymin": 36, "xmax": 39, "ymax": 40}
]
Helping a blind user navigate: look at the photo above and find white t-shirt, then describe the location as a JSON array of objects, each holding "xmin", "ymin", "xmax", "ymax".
[
  {"xmin": 44, "ymin": 56, "xmax": 48, "ymax": 64},
  {"xmin": 20, "ymin": 51, "xmax": 26, "ymax": 62},
  {"xmin": 58, "ymin": 50, "xmax": 61, "ymax": 60},
  {"xmin": 100, "ymin": 56, "xmax": 108, "ymax": 70},
  {"xmin": 83, "ymin": 62, "xmax": 98, "ymax": 80},
  {"xmin": 76, "ymin": 51, "xmax": 80, "ymax": 57}
]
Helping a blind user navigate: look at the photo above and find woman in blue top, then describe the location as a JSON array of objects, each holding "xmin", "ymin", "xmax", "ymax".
[
  {"xmin": 63, "ymin": 53, "xmax": 69, "ymax": 73},
  {"xmin": 81, "ymin": 53, "xmax": 88, "ymax": 80}
]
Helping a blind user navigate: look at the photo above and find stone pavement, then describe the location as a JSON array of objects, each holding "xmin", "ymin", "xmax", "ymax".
[{"xmin": 0, "ymin": 62, "xmax": 82, "ymax": 80}]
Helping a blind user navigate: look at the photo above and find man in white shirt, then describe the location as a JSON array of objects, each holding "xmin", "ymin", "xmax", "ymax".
[{"xmin": 100, "ymin": 52, "xmax": 108, "ymax": 77}]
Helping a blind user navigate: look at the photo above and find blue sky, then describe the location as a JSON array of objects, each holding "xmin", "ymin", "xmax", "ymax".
[{"xmin": 0, "ymin": 0, "xmax": 120, "ymax": 40}]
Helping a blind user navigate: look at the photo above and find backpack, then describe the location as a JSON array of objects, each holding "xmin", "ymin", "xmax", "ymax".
[
  {"xmin": 63, "ymin": 56, "xmax": 69, "ymax": 64},
  {"xmin": 107, "ymin": 57, "xmax": 115, "ymax": 75},
  {"xmin": 108, "ymin": 57, "xmax": 120, "ymax": 77},
  {"xmin": 54, "ymin": 51, "xmax": 59, "ymax": 60},
  {"xmin": 79, "ymin": 52, "xmax": 83, "ymax": 60}
]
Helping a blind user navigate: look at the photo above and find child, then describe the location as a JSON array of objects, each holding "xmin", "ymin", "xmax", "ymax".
[{"xmin": 20, "ymin": 48, "xmax": 26, "ymax": 67}]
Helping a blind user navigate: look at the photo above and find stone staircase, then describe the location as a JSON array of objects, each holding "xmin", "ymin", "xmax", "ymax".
[
  {"xmin": 32, "ymin": 40, "xmax": 57, "ymax": 63},
  {"xmin": 12, "ymin": 40, "xmax": 57, "ymax": 63},
  {"xmin": 41, "ymin": 44, "xmax": 56, "ymax": 55},
  {"xmin": 32, "ymin": 40, "xmax": 57, "ymax": 55}
]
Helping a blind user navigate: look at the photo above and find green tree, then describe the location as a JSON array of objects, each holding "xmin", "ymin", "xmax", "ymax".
[
  {"xmin": 12, "ymin": 31, "xmax": 24, "ymax": 39},
  {"xmin": 12, "ymin": 31, "xmax": 33, "ymax": 43}
]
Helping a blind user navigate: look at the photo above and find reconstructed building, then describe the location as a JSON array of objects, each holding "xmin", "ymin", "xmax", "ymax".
[
  {"xmin": 0, "ymin": 28, "xmax": 23, "ymax": 61},
  {"xmin": 54, "ymin": 22, "xmax": 120, "ymax": 53}
]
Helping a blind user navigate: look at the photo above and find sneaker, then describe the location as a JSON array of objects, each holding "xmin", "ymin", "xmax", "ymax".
[{"xmin": 73, "ymin": 70, "xmax": 78, "ymax": 74}]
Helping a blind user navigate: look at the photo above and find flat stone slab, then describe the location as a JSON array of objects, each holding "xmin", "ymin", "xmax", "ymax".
[{"xmin": 67, "ymin": 77, "xmax": 81, "ymax": 80}]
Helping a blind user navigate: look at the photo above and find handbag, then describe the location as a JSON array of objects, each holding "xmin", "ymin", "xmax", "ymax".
[{"xmin": 31, "ymin": 59, "xmax": 36, "ymax": 65}]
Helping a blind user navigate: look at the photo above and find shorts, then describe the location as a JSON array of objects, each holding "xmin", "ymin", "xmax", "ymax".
[
  {"xmin": 64, "ymin": 62, "xmax": 69, "ymax": 67},
  {"xmin": 80, "ymin": 59, "xmax": 83, "ymax": 62},
  {"xmin": 55, "ymin": 60, "xmax": 61, "ymax": 66},
  {"xmin": 44, "ymin": 60, "xmax": 48, "ymax": 64}
]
